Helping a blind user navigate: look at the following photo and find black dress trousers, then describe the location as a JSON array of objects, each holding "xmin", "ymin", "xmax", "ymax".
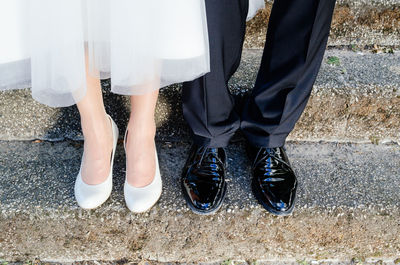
[{"xmin": 182, "ymin": 0, "xmax": 336, "ymax": 148}]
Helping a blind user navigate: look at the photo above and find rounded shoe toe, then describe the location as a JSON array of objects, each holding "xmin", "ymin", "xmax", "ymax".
[{"xmin": 74, "ymin": 175, "xmax": 112, "ymax": 210}]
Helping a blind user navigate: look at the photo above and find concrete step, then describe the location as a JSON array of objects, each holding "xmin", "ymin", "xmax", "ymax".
[
  {"xmin": 4, "ymin": 261, "xmax": 400, "ymax": 265},
  {"xmin": 0, "ymin": 140, "xmax": 399, "ymax": 263},
  {"xmin": 0, "ymin": 49, "xmax": 399, "ymax": 144},
  {"xmin": 3, "ymin": 261, "xmax": 400, "ymax": 265},
  {"xmin": 245, "ymin": 0, "xmax": 400, "ymax": 48}
]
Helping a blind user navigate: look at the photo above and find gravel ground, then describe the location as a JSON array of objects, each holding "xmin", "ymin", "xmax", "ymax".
[
  {"xmin": 4, "ymin": 259, "xmax": 400, "ymax": 265},
  {"xmin": 244, "ymin": 0, "xmax": 400, "ymax": 48},
  {"xmin": 0, "ymin": 141, "xmax": 399, "ymax": 262},
  {"xmin": 0, "ymin": 49, "xmax": 399, "ymax": 144},
  {"xmin": 1, "ymin": 141, "xmax": 399, "ymax": 214}
]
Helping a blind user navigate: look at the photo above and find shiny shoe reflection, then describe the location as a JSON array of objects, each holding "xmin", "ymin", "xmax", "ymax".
[
  {"xmin": 247, "ymin": 145, "xmax": 297, "ymax": 216},
  {"xmin": 181, "ymin": 144, "xmax": 227, "ymax": 215}
]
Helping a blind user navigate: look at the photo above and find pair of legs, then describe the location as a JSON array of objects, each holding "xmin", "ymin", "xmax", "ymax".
[
  {"xmin": 77, "ymin": 56, "xmax": 156, "ymax": 187},
  {"xmin": 181, "ymin": 0, "xmax": 336, "ymax": 215},
  {"xmin": 183, "ymin": 0, "xmax": 336, "ymax": 148}
]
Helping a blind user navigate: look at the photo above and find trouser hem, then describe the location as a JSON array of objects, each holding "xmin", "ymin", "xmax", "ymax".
[
  {"xmin": 244, "ymin": 133, "xmax": 288, "ymax": 148},
  {"xmin": 191, "ymin": 133, "xmax": 235, "ymax": 148}
]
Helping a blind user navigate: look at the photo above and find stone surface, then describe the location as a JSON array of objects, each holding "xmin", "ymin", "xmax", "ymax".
[
  {"xmin": 4, "ymin": 260, "xmax": 400, "ymax": 265},
  {"xmin": 1, "ymin": 49, "xmax": 399, "ymax": 144},
  {"xmin": 245, "ymin": 0, "xmax": 400, "ymax": 49},
  {"xmin": 0, "ymin": 140, "xmax": 399, "ymax": 263}
]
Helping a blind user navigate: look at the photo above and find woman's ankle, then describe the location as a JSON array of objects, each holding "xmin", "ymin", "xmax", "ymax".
[
  {"xmin": 125, "ymin": 119, "xmax": 157, "ymax": 187},
  {"xmin": 81, "ymin": 111, "xmax": 108, "ymax": 131},
  {"xmin": 80, "ymin": 113, "xmax": 114, "ymax": 185},
  {"xmin": 126, "ymin": 118, "xmax": 156, "ymax": 140}
]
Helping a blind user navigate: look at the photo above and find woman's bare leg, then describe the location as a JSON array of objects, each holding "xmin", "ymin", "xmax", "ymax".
[
  {"xmin": 76, "ymin": 57, "xmax": 113, "ymax": 185},
  {"xmin": 125, "ymin": 88, "xmax": 159, "ymax": 187}
]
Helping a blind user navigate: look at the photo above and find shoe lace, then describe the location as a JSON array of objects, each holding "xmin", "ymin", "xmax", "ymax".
[
  {"xmin": 196, "ymin": 147, "xmax": 225, "ymax": 180},
  {"xmin": 254, "ymin": 147, "xmax": 293, "ymax": 176}
]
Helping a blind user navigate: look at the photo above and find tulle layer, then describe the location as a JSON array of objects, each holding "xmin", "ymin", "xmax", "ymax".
[{"xmin": 0, "ymin": 0, "xmax": 210, "ymax": 107}]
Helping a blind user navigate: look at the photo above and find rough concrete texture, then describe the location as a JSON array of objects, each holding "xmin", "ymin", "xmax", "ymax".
[
  {"xmin": 0, "ymin": 140, "xmax": 399, "ymax": 263},
  {"xmin": 4, "ymin": 261, "xmax": 400, "ymax": 265},
  {"xmin": 244, "ymin": 0, "xmax": 400, "ymax": 49},
  {"xmin": 1, "ymin": 49, "xmax": 399, "ymax": 144}
]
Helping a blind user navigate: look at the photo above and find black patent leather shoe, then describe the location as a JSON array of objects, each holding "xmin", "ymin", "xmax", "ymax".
[
  {"xmin": 247, "ymin": 145, "xmax": 297, "ymax": 216},
  {"xmin": 181, "ymin": 145, "xmax": 227, "ymax": 215}
]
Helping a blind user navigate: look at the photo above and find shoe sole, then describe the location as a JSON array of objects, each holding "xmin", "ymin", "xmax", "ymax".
[
  {"xmin": 181, "ymin": 179, "xmax": 227, "ymax": 216},
  {"xmin": 251, "ymin": 179, "xmax": 296, "ymax": 216}
]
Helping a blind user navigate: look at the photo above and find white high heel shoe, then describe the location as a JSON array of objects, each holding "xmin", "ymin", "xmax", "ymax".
[
  {"xmin": 123, "ymin": 129, "xmax": 162, "ymax": 213},
  {"xmin": 74, "ymin": 114, "xmax": 119, "ymax": 209}
]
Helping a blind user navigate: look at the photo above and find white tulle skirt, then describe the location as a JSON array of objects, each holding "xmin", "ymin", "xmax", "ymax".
[{"xmin": 0, "ymin": 0, "xmax": 210, "ymax": 107}]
